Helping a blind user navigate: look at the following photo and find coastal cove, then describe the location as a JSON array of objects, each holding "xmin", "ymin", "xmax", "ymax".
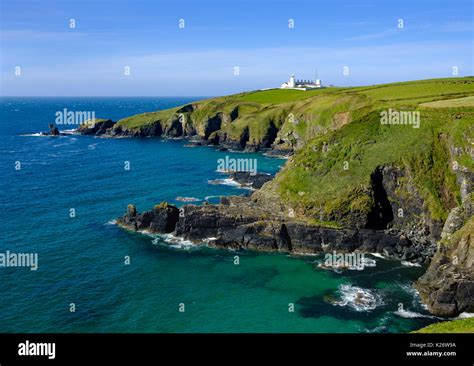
[
  {"xmin": 0, "ymin": 96, "xmax": 451, "ymax": 333},
  {"xmin": 68, "ymin": 79, "xmax": 474, "ymax": 322}
]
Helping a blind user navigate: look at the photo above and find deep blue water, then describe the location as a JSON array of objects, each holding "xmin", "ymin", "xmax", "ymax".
[{"xmin": 0, "ymin": 97, "xmax": 439, "ymax": 332}]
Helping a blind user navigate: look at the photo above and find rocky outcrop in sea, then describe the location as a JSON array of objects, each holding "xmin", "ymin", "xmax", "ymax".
[{"xmin": 117, "ymin": 192, "xmax": 436, "ymax": 263}]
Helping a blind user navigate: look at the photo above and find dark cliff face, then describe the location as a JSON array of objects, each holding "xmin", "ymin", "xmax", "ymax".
[
  {"xmin": 117, "ymin": 195, "xmax": 432, "ymax": 262},
  {"xmin": 414, "ymin": 146, "xmax": 473, "ymax": 317},
  {"xmin": 369, "ymin": 166, "xmax": 442, "ymax": 256},
  {"xmin": 366, "ymin": 167, "xmax": 394, "ymax": 230},
  {"xmin": 414, "ymin": 160, "xmax": 473, "ymax": 317},
  {"xmin": 121, "ymin": 203, "xmax": 179, "ymax": 233},
  {"xmin": 415, "ymin": 217, "xmax": 473, "ymax": 317}
]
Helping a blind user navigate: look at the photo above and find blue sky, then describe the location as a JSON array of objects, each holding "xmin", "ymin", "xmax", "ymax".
[{"xmin": 1, "ymin": 0, "xmax": 472, "ymax": 96}]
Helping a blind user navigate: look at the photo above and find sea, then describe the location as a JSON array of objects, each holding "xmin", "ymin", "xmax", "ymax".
[{"xmin": 0, "ymin": 97, "xmax": 441, "ymax": 332}]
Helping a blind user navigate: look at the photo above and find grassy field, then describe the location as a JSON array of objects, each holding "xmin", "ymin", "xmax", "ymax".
[
  {"xmin": 414, "ymin": 317, "xmax": 474, "ymax": 333},
  {"xmin": 117, "ymin": 108, "xmax": 178, "ymax": 129},
  {"xmin": 236, "ymin": 87, "xmax": 341, "ymax": 104},
  {"xmin": 348, "ymin": 77, "xmax": 474, "ymax": 98},
  {"xmin": 421, "ymin": 95, "xmax": 474, "ymax": 108}
]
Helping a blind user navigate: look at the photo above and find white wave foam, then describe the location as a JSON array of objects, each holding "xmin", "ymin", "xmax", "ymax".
[
  {"xmin": 106, "ymin": 220, "xmax": 117, "ymax": 225},
  {"xmin": 370, "ymin": 253, "xmax": 385, "ymax": 259},
  {"xmin": 204, "ymin": 195, "xmax": 221, "ymax": 201},
  {"xmin": 362, "ymin": 257, "xmax": 377, "ymax": 267},
  {"xmin": 60, "ymin": 129, "xmax": 78, "ymax": 134},
  {"xmin": 153, "ymin": 233, "xmax": 197, "ymax": 250},
  {"xmin": 262, "ymin": 151, "xmax": 291, "ymax": 159},
  {"xmin": 401, "ymin": 261, "xmax": 421, "ymax": 267},
  {"xmin": 399, "ymin": 283, "xmax": 420, "ymax": 297},
  {"xmin": 21, "ymin": 129, "xmax": 77, "ymax": 137},
  {"xmin": 456, "ymin": 312, "xmax": 474, "ymax": 319},
  {"xmin": 207, "ymin": 178, "xmax": 240, "ymax": 187},
  {"xmin": 175, "ymin": 196, "xmax": 201, "ymax": 202},
  {"xmin": 20, "ymin": 133, "xmax": 48, "ymax": 137},
  {"xmin": 333, "ymin": 284, "xmax": 383, "ymax": 312},
  {"xmin": 394, "ymin": 308, "xmax": 436, "ymax": 319}
]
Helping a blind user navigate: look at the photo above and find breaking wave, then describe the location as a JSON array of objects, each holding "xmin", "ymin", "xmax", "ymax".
[{"xmin": 332, "ymin": 284, "xmax": 384, "ymax": 312}]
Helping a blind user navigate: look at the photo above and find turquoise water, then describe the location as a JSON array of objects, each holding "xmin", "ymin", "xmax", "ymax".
[{"xmin": 0, "ymin": 97, "xmax": 439, "ymax": 332}]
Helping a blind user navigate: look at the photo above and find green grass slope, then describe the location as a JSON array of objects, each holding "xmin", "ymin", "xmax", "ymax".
[
  {"xmin": 256, "ymin": 77, "xmax": 474, "ymax": 224},
  {"xmin": 414, "ymin": 317, "xmax": 474, "ymax": 333}
]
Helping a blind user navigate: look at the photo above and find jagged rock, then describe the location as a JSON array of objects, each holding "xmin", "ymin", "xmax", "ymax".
[
  {"xmin": 441, "ymin": 207, "xmax": 464, "ymax": 239},
  {"xmin": 127, "ymin": 204, "xmax": 137, "ymax": 217},
  {"xmin": 117, "ymin": 196, "xmax": 429, "ymax": 262},
  {"xmin": 229, "ymin": 171, "xmax": 273, "ymax": 189},
  {"xmin": 164, "ymin": 117, "xmax": 184, "ymax": 137},
  {"xmin": 203, "ymin": 114, "xmax": 222, "ymax": 140},
  {"xmin": 415, "ymin": 218, "xmax": 474, "ymax": 317},
  {"xmin": 48, "ymin": 123, "xmax": 60, "ymax": 136},
  {"xmin": 118, "ymin": 202, "xmax": 179, "ymax": 233},
  {"xmin": 150, "ymin": 203, "xmax": 180, "ymax": 232}
]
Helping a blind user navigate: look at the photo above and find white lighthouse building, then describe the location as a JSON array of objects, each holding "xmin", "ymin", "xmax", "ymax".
[
  {"xmin": 280, "ymin": 73, "xmax": 323, "ymax": 90},
  {"xmin": 281, "ymin": 74, "xmax": 296, "ymax": 88}
]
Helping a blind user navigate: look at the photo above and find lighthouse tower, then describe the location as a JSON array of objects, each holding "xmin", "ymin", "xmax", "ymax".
[{"xmin": 289, "ymin": 74, "xmax": 296, "ymax": 88}]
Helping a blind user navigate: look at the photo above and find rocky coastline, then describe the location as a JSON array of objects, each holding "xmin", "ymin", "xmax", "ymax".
[
  {"xmin": 117, "ymin": 195, "xmax": 432, "ymax": 258},
  {"xmin": 112, "ymin": 160, "xmax": 472, "ymax": 318},
  {"xmin": 70, "ymin": 90, "xmax": 473, "ymax": 319},
  {"xmin": 116, "ymin": 189, "xmax": 472, "ymax": 317},
  {"xmin": 69, "ymin": 107, "xmax": 295, "ymax": 157}
]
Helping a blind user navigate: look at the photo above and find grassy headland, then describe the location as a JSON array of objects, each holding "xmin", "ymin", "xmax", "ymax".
[
  {"xmin": 114, "ymin": 77, "xmax": 473, "ymax": 227},
  {"xmin": 111, "ymin": 77, "xmax": 473, "ymax": 326}
]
